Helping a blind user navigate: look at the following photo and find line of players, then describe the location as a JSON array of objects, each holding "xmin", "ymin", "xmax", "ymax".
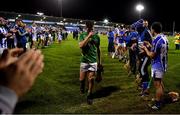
[
  {"xmin": 107, "ymin": 19, "xmax": 169, "ymax": 110},
  {"xmin": 0, "ymin": 17, "xmax": 68, "ymax": 53}
]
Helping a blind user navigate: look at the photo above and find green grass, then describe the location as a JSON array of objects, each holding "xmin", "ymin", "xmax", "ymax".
[{"xmin": 14, "ymin": 34, "xmax": 180, "ymax": 114}]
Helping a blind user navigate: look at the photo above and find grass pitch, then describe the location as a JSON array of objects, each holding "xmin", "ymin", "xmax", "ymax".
[{"xmin": 15, "ymin": 34, "xmax": 180, "ymax": 114}]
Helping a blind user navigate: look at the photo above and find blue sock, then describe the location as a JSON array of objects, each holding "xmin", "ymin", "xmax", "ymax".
[
  {"xmin": 142, "ymin": 82, "xmax": 149, "ymax": 91},
  {"xmin": 155, "ymin": 100, "xmax": 161, "ymax": 107}
]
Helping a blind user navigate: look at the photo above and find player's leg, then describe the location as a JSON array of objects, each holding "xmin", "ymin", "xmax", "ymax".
[
  {"xmin": 123, "ymin": 42, "xmax": 127, "ymax": 59},
  {"xmin": 138, "ymin": 58, "xmax": 143, "ymax": 86},
  {"xmin": 108, "ymin": 42, "xmax": 114, "ymax": 56},
  {"xmin": 122, "ymin": 44, "xmax": 128, "ymax": 63},
  {"xmin": 118, "ymin": 45, "xmax": 123, "ymax": 60},
  {"xmin": 112, "ymin": 44, "xmax": 117, "ymax": 58},
  {"xmin": 87, "ymin": 71, "xmax": 95, "ymax": 104},
  {"xmin": 140, "ymin": 57, "xmax": 150, "ymax": 96},
  {"xmin": 112, "ymin": 39, "xmax": 118, "ymax": 58},
  {"xmin": 152, "ymin": 79, "xmax": 163, "ymax": 109},
  {"xmin": 108, "ymin": 42, "xmax": 111, "ymax": 56},
  {"xmin": 151, "ymin": 70, "xmax": 164, "ymax": 110},
  {"xmin": 141, "ymin": 57, "xmax": 150, "ymax": 96},
  {"xmin": 79, "ymin": 63, "xmax": 87, "ymax": 94},
  {"xmin": 87, "ymin": 71, "xmax": 95, "ymax": 94},
  {"xmin": 79, "ymin": 71, "xmax": 86, "ymax": 94},
  {"xmin": 32, "ymin": 37, "xmax": 37, "ymax": 49},
  {"xmin": 131, "ymin": 50, "xmax": 137, "ymax": 75}
]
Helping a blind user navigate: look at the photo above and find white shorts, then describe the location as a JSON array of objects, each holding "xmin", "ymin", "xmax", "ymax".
[
  {"xmin": 32, "ymin": 36, "xmax": 37, "ymax": 41},
  {"xmin": 59, "ymin": 38, "xmax": 62, "ymax": 40},
  {"xmin": 26, "ymin": 43, "xmax": 30, "ymax": 49},
  {"xmin": 80, "ymin": 63, "xmax": 97, "ymax": 72},
  {"xmin": 122, "ymin": 43, "xmax": 126, "ymax": 47},
  {"xmin": 151, "ymin": 69, "xmax": 164, "ymax": 79},
  {"xmin": 40, "ymin": 36, "xmax": 44, "ymax": 40},
  {"xmin": 118, "ymin": 43, "xmax": 126, "ymax": 47}
]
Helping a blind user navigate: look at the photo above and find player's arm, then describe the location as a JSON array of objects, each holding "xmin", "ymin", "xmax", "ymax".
[
  {"xmin": 5, "ymin": 31, "xmax": 13, "ymax": 38},
  {"xmin": 79, "ymin": 32, "xmax": 93, "ymax": 48},
  {"xmin": 144, "ymin": 41, "xmax": 152, "ymax": 48},
  {"xmin": 17, "ymin": 30, "xmax": 28, "ymax": 36}
]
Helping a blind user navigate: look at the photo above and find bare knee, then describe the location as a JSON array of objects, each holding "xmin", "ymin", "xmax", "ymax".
[
  {"xmin": 88, "ymin": 72, "xmax": 95, "ymax": 81},
  {"xmin": 80, "ymin": 71, "xmax": 86, "ymax": 81}
]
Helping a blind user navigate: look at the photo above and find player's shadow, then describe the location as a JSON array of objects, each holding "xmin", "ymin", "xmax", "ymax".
[
  {"xmin": 93, "ymin": 86, "xmax": 119, "ymax": 99},
  {"xmin": 14, "ymin": 100, "xmax": 40, "ymax": 113}
]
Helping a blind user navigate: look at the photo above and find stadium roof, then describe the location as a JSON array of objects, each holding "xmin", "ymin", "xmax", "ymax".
[{"xmin": 0, "ymin": 11, "xmax": 124, "ymax": 28}]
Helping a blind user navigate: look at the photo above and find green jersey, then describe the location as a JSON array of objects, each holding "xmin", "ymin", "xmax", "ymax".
[{"xmin": 79, "ymin": 32, "xmax": 100, "ymax": 63}]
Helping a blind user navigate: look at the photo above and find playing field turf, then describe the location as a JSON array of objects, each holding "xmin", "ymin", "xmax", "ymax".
[{"xmin": 15, "ymin": 34, "xmax": 180, "ymax": 114}]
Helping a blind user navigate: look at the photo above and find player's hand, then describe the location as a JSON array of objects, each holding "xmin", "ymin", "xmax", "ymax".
[
  {"xmin": 0, "ymin": 49, "xmax": 44, "ymax": 97},
  {"xmin": 6, "ymin": 33, "xmax": 12, "ymax": 37},
  {"xmin": 25, "ymin": 28, "xmax": 31, "ymax": 33},
  {"xmin": 88, "ymin": 31, "xmax": 94, "ymax": 37},
  {"xmin": 10, "ymin": 28, "xmax": 17, "ymax": 33},
  {"xmin": 131, "ymin": 43, "xmax": 137, "ymax": 50},
  {"xmin": 140, "ymin": 45, "xmax": 148, "ymax": 55},
  {"xmin": 98, "ymin": 63, "xmax": 101, "ymax": 68},
  {"xmin": 0, "ymin": 48, "xmax": 24, "ymax": 69},
  {"xmin": 140, "ymin": 45, "xmax": 146, "ymax": 50},
  {"xmin": 143, "ymin": 41, "xmax": 152, "ymax": 48}
]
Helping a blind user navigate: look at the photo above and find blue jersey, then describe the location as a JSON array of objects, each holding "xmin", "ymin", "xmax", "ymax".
[
  {"xmin": 120, "ymin": 30, "xmax": 124, "ymax": 36},
  {"xmin": 138, "ymin": 28, "xmax": 152, "ymax": 43},
  {"xmin": 125, "ymin": 31, "xmax": 138, "ymax": 46},
  {"xmin": 137, "ymin": 28, "xmax": 152, "ymax": 56},
  {"xmin": 118, "ymin": 37, "xmax": 124, "ymax": 43},
  {"xmin": 16, "ymin": 27, "xmax": 27, "ymax": 44},
  {"xmin": 151, "ymin": 34, "xmax": 168, "ymax": 72},
  {"xmin": 108, "ymin": 31, "xmax": 114, "ymax": 43},
  {"xmin": 129, "ymin": 31, "xmax": 138, "ymax": 41}
]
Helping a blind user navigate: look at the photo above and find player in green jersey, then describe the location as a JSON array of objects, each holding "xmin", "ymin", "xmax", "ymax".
[{"xmin": 79, "ymin": 21, "xmax": 101, "ymax": 105}]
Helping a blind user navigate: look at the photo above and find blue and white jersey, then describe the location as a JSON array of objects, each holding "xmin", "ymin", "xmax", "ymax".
[
  {"xmin": 0, "ymin": 26, "xmax": 8, "ymax": 48},
  {"xmin": 151, "ymin": 34, "xmax": 168, "ymax": 72},
  {"xmin": 32, "ymin": 26, "xmax": 37, "ymax": 40},
  {"xmin": 0, "ymin": 26, "xmax": 7, "ymax": 36},
  {"xmin": 113, "ymin": 28, "xmax": 120, "ymax": 44}
]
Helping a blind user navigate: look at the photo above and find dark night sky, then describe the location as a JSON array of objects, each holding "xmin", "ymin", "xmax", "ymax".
[{"xmin": 0, "ymin": 0, "xmax": 179, "ymax": 31}]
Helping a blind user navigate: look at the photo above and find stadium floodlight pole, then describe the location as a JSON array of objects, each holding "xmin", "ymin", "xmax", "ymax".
[
  {"xmin": 173, "ymin": 21, "xmax": 175, "ymax": 36},
  {"xmin": 58, "ymin": 0, "xmax": 63, "ymax": 17},
  {"xmin": 136, "ymin": 4, "xmax": 144, "ymax": 19},
  {"xmin": 60, "ymin": 0, "xmax": 63, "ymax": 17}
]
